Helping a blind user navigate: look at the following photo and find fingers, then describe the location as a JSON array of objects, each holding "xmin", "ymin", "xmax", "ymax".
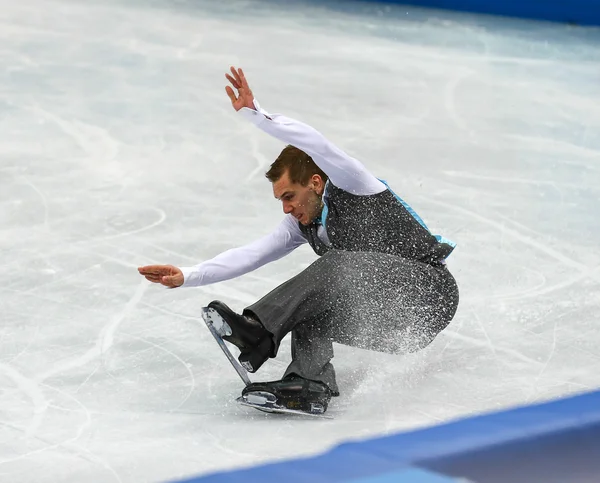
[
  {"xmin": 138, "ymin": 265, "xmax": 171, "ymax": 281},
  {"xmin": 238, "ymin": 68, "xmax": 250, "ymax": 91},
  {"xmin": 230, "ymin": 66, "xmax": 243, "ymax": 86},
  {"xmin": 139, "ymin": 265, "xmax": 164, "ymax": 284},
  {"xmin": 141, "ymin": 273, "xmax": 180, "ymax": 287},
  {"xmin": 138, "ymin": 265, "xmax": 182, "ymax": 288},
  {"xmin": 225, "ymin": 85, "xmax": 237, "ymax": 104},
  {"xmin": 230, "ymin": 66, "xmax": 250, "ymax": 92},
  {"xmin": 225, "ymin": 73, "xmax": 240, "ymax": 89},
  {"xmin": 138, "ymin": 265, "xmax": 165, "ymax": 275},
  {"xmin": 142, "ymin": 275, "xmax": 178, "ymax": 287}
]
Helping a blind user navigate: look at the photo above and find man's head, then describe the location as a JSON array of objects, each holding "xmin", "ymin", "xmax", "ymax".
[{"xmin": 266, "ymin": 145, "xmax": 328, "ymax": 225}]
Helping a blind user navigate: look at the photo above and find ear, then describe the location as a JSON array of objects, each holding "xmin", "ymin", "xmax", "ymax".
[{"xmin": 311, "ymin": 174, "xmax": 324, "ymax": 195}]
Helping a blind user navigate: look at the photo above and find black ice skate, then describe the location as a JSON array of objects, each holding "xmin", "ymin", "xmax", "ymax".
[
  {"xmin": 206, "ymin": 300, "xmax": 273, "ymax": 373},
  {"xmin": 238, "ymin": 375, "xmax": 333, "ymax": 416}
]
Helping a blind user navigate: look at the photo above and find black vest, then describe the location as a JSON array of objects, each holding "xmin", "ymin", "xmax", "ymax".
[{"xmin": 298, "ymin": 183, "xmax": 453, "ymax": 264}]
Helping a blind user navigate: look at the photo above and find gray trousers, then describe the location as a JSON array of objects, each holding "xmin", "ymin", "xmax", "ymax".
[{"xmin": 245, "ymin": 250, "xmax": 459, "ymax": 395}]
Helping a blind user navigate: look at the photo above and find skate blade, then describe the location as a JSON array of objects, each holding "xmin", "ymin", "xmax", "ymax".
[
  {"xmin": 200, "ymin": 307, "xmax": 251, "ymax": 386},
  {"xmin": 202, "ymin": 307, "xmax": 232, "ymax": 337},
  {"xmin": 236, "ymin": 392, "xmax": 333, "ymax": 419}
]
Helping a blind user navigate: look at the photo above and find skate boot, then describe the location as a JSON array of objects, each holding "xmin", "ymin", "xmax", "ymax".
[
  {"xmin": 240, "ymin": 375, "xmax": 332, "ymax": 415},
  {"xmin": 207, "ymin": 300, "xmax": 273, "ymax": 373}
]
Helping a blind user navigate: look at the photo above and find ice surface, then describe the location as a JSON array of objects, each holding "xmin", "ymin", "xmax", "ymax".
[{"xmin": 1, "ymin": 0, "xmax": 599, "ymax": 482}]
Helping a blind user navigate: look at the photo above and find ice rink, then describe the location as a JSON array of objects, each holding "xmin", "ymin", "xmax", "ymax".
[{"xmin": 1, "ymin": 0, "xmax": 599, "ymax": 482}]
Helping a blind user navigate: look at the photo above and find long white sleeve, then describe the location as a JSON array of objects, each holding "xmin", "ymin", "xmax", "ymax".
[
  {"xmin": 179, "ymin": 215, "xmax": 307, "ymax": 287},
  {"xmin": 239, "ymin": 100, "xmax": 386, "ymax": 195}
]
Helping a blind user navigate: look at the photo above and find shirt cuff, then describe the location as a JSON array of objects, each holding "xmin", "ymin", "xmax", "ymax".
[
  {"xmin": 180, "ymin": 266, "xmax": 201, "ymax": 287},
  {"xmin": 238, "ymin": 98, "xmax": 272, "ymax": 124}
]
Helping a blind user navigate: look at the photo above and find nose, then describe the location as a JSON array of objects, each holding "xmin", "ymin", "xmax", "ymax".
[{"xmin": 282, "ymin": 201, "xmax": 293, "ymax": 214}]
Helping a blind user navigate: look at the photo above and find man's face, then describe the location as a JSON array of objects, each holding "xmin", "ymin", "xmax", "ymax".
[{"xmin": 272, "ymin": 171, "xmax": 324, "ymax": 225}]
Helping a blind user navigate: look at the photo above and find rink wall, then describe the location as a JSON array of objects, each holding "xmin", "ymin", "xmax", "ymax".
[
  {"xmin": 375, "ymin": 0, "xmax": 600, "ymax": 25},
  {"xmin": 171, "ymin": 390, "xmax": 600, "ymax": 483}
]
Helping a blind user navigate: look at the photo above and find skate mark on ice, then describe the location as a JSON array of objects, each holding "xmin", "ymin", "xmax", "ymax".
[
  {"xmin": 0, "ymin": 363, "xmax": 48, "ymax": 439},
  {"xmin": 424, "ymin": 197, "xmax": 599, "ymax": 284},
  {"xmin": 6, "ymin": 256, "xmax": 118, "ymax": 297},
  {"xmin": 74, "ymin": 363, "xmax": 101, "ymax": 395},
  {"xmin": 64, "ymin": 442, "xmax": 124, "ymax": 483},
  {"xmin": 442, "ymin": 330, "xmax": 543, "ymax": 367},
  {"xmin": 203, "ymin": 428, "xmax": 262, "ymax": 460},
  {"xmin": 494, "ymin": 272, "xmax": 587, "ymax": 301},
  {"xmin": 27, "ymin": 101, "xmax": 120, "ymax": 167},
  {"xmin": 62, "ymin": 207, "xmax": 167, "ymax": 246},
  {"xmin": 2, "ymin": 283, "xmax": 147, "ymax": 464},
  {"xmin": 444, "ymin": 68, "xmax": 476, "ymax": 134},
  {"xmin": 563, "ymin": 338, "xmax": 600, "ymax": 364},
  {"xmin": 0, "ymin": 382, "xmax": 89, "ymax": 464},
  {"xmin": 140, "ymin": 302, "xmax": 201, "ymax": 322},
  {"xmin": 18, "ymin": 175, "xmax": 51, "ymax": 230},
  {"xmin": 77, "ymin": 242, "xmax": 158, "ymax": 274},
  {"xmin": 436, "ymin": 313, "xmax": 467, "ymax": 361},
  {"xmin": 3, "ymin": 325, "xmax": 40, "ymax": 365},
  {"xmin": 100, "ymin": 279, "xmax": 147, "ymax": 356},
  {"xmin": 95, "ymin": 207, "xmax": 167, "ymax": 241},
  {"xmin": 35, "ymin": 280, "xmax": 147, "ymax": 382},
  {"xmin": 39, "ymin": 381, "xmax": 92, "ymax": 447},
  {"xmin": 139, "ymin": 240, "xmax": 201, "ymax": 263},
  {"xmin": 523, "ymin": 307, "xmax": 598, "ymax": 404},
  {"xmin": 121, "ymin": 331, "xmax": 196, "ymax": 412},
  {"xmin": 495, "ymin": 213, "xmax": 599, "ymax": 275},
  {"xmin": 527, "ymin": 379, "xmax": 593, "ymax": 393},
  {"xmin": 194, "ymin": 283, "xmax": 258, "ymax": 306},
  {"xmin": 484, "ymin": 262, "xmax": 547, "ymax": 301},
  {"xmin": 0, "ymin": 386, "xmax": 123, "ymax": 483},
  {"xmin": 245, "ymin": 131, "xmax": 272, "ymax": 183},
  {"xmin": 0, "ymin": 429, "xmax": 124, "ymax": 483},
  {"xmin": 4, "ymin": 287, "xmax": 97, "ymax": 313},
  {"xmin": 524, "ymin": 314, "xmax": 558, "ymax": 404},
  {"xmin": 443, "ymin": 170, "xmax": 593, "ymax": 192},
  {"xmin": 411, "ymin": 407, "xmax": 445, "ymax": 424},
  {"xmin": 505, "ymin": 134, "xmax": 600, "ymax": 169},
  {"xmin": 471, "ymin": 309, "xmax": 504, "ymax": 379}
]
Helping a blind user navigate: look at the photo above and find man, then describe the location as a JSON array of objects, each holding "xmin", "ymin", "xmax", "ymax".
[{"xmin": 138, "ymin": 66, "xmax": 459, "ymax": 414}]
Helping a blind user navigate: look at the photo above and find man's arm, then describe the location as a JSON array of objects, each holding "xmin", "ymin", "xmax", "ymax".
[
  {"xmin": 225, "ymin": 66, "xmax": 386, "ymax": 196},
  {"xmin": 139, "ymin": 216, "xmax": 306, "ymax": 288},
  {"xmin": 180, "ymin": 215, "xmax": 305, "ymax": 287}
]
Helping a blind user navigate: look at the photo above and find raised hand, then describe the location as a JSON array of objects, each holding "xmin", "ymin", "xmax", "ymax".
[
  {"xmin": 138, "ymin": 265, "xmax": 184, "ymax": 288},
  {"xmin": 225, "ymin": 66, "xmax": 255, "ymax": 111}
]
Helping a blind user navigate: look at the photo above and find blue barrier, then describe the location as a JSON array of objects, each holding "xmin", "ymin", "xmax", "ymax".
[
  {"xmin": 374, "ymin": 0, "xmax": 600, "ymax": 25},
  {"xmin": 172, "ymin": 390, "xmax": 600, "ymax": 483}
]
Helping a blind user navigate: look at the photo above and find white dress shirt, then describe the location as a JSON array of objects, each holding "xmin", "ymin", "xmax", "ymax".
[{"xmin": 180, "ymin": 100, "xmax": 385, "ymax": 287}]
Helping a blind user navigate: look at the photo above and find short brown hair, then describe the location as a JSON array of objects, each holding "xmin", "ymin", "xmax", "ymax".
[{"xmin": 265, "ymin": 145, "xmax": 328, "ymax": 185}]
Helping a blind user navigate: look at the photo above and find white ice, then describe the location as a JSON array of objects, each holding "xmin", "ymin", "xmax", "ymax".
[{"xmin": 1, "ymin": 0, "xmax": 600, "ymax": 482}]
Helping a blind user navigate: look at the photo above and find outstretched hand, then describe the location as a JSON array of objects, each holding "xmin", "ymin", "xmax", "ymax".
[
  {"xmin": 225, "ymin": 66, "xmax": 255, "ymax": 111},
  {"xmin": 138, "ymin": 265, "xmax": 184, "ymax": 288}
]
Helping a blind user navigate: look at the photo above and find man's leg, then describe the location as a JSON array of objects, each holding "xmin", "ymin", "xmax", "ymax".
[
  {"xmin": 283, "ymin": 313, "xmax": 339, "ymax": 395},
  {"xmin": 246, "ymin": 250, "xmax": 459, "ymax": 392}
]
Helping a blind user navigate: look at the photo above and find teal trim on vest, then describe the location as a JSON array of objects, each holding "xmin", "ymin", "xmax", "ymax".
[
  {"xmin": 318, "ymin": 180, "xmax": 330, "ymax": 228},
  {"xmin": 379, "ymin": 179, "xmax": 456, "ymax": 249},
  {"xmin": 435, "ymin": 235, "xmax": 456, "ymax": 247}
]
